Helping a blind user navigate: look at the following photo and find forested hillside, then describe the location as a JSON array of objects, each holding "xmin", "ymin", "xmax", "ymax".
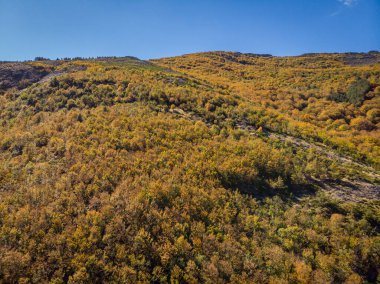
[
  {"xmin": 154, "ymin": 51, "xmax": 380, "ymax": 168},
  {"xmin": 0, "ymin": 53, "xmax": 379, "ymax": 283}
]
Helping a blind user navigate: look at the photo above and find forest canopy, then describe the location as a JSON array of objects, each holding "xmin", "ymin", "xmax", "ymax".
[{"xmin": 0, "ymin": 52, "xmax": 379, "ymax": 283}]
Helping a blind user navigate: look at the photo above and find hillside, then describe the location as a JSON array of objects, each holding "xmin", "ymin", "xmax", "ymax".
[
  {"xmin": 154, "ymin": 51, "xmax": 380, "ymax": 168},
  {"xmin": 0, "ymin": 53, "xmax": 379, "ymax": 283}
]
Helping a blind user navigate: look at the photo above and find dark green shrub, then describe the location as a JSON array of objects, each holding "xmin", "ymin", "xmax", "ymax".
[
  {"xmin": 327, "ymin": 78, "xmax": 371, "ymax": 106},
  {"xmin": 346, "ymin": 78, "xmax": 371, "ymax": 106}
]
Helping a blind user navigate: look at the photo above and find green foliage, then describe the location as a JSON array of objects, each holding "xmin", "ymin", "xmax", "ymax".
[
  {"xmin": 328, "ymin": 78, "xmax": 371, "ymax": 106},
  {"xmin": 347, "ymin": 78, "xmax": 371, "ymax": 105}
]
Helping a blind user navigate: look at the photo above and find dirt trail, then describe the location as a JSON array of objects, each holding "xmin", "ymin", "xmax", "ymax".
[
  {"xmin": 38, "ymin": 71, "xmax": 66, "ymax": 83},
  {"xmin": 38, "ymin": 65, "xmax": 87, "ymax": 84},
  {"xmin": 15, "ymin": 72, "xmax": 64, "ymax": 96},
  {"xmin": 16, "ymin": 65, "xmax": 87, "ymax": 95},
  {"xmin": 168, "ymin": 108, "xmax": 380, "ymax": 202},
  {"xmin": 266, "ymin": 132, "xmax": 378, "ymax": 177},
  {"xmin": 308, "ymin": 177, "xmax": 380, "ymax": 203}
]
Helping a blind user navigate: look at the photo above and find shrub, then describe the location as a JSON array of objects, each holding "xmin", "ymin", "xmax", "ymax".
[
  {"xmin": 350, "ymin": 117, "xmax": 376, "ymax": 131},
  {"xmin": 327, "ymin": 78, "xmax": 371, "ymax": 106},
  {"xmin": 366, "ymin": 108, "xmax": 380, "ymax": 124},
  {"xmin": 346, "ymin": 78, "xmax": 371, "ymax": 106}
]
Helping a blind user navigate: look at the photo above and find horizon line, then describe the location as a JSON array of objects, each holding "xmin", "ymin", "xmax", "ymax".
[{"xmin": 1, "ymin": 49, "xmax": 379, "ymax": 63}]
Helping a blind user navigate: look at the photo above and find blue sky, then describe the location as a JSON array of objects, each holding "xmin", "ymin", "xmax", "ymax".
[{"xmin": 0, "ymin": 0, "xmax": 379, "ymax": 60}]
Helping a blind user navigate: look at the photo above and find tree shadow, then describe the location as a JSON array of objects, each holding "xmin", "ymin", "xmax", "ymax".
[{"xmin": 218, "ymin": 172, "xmax": 318, "ymax": 202}]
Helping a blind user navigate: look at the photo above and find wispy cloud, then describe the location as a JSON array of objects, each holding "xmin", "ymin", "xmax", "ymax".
[
  {"xmin": 330, "ymin": 10, "xmax": 342, "ymax": 16},
  {"xmin": 330, "ymin": 0, "xmax": 358, "ymax": 16},
  {"xmin": 338, "ymin": 0, "xmax": 358, "ymax": 7}
]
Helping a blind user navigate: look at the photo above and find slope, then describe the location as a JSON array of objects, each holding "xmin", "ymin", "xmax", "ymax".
[
  {"xmin": 0, "ymin": 55, "xmax": 379, "ymax": 283},
  {"xmin": 154, "ymin": 52, "xmax": 380, "ymax": 169}
]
